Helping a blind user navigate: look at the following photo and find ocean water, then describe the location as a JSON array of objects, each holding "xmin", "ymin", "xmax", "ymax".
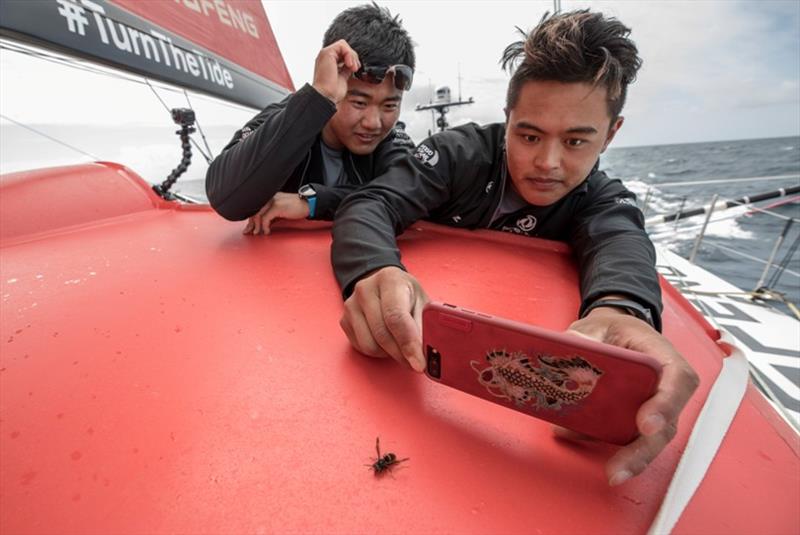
[
  {"xmin": 1, "ymin": 124, "xmax": 798, "ymax": 307},
  {"xmin": 603, "ymin": 137, "xmax": 800, "ymax": 306}
]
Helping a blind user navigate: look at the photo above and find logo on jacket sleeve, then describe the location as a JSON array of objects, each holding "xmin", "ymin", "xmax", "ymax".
[
  {"xmin": 392, "ymin": 129, "xmax": 415, "ymax": 149},
  {"xmin": 413, "ymin": 144, "xmax": 439, "ymax": 167}
]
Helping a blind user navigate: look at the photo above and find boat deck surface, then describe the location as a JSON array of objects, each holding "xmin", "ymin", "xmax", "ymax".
[{"xmin": 1, "ymin": 163, "xmax": 798, "ymax": 534}]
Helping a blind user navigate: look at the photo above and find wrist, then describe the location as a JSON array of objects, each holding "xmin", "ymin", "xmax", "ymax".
[
  {"xmin": 582, "ymin": 297, "xmax": 655, "ymax": 328},
  {"xmin": 585, "ymin": 305, "xmax": 628, "ymax": 319},
  {"xmin": 311, "ymin": 83, "xmax": 337, "ymax": 104}
]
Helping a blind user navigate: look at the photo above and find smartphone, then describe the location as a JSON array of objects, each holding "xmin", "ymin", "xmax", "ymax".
[{"xmin": 422, "ymin": 302, "xmax": 662, "ymax": 445}]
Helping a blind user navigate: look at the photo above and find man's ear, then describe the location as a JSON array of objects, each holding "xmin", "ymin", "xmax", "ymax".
[{"xmin": 601, "ymin": 116, "xmax": 624, "ymax": 152}]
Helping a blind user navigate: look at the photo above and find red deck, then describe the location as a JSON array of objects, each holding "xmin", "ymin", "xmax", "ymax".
[{"xmin": 1, "ymin": 163, "xmax": 798, "ymax": 534}]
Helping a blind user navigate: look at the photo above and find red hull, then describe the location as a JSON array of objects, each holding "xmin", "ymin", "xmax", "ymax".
[{"xmin": 1, "ymin": 163, "xmax": 798, "ymax": 534}]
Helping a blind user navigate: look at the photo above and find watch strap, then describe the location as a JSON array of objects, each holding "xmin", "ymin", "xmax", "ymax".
[
  {"xmin": 582, "ymin": 298, "xmax": 655, "ymax": 328},
  {"xmin": 298, "ymin": 185, "xmax": 317, "ymax": 219},
  {"xmin": 306, "ymin": 196, "xmax": 317, "ymax": 219}
]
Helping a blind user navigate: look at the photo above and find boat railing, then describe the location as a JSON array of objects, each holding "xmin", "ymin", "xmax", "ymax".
[{"xmin": 641, "ymin": 174, "xmax": 800, "ymax": 315}]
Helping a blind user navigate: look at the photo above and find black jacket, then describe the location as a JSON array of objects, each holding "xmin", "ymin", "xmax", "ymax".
[
  {"xmin": 205, "ymin": 83, "xmax": 414, "ymax": 221},
  {"xmin": 332, "ymin": 122, "xmax": 663, "ymax": 331}
]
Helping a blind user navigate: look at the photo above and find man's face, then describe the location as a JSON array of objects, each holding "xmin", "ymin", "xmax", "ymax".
[
  {"xmin": 504, "ymin": 80, "xmax": 623, "ymax": 206},
  {"xmin": 322, "ymin": 76, "xmax": 403, "ymax": 155}
]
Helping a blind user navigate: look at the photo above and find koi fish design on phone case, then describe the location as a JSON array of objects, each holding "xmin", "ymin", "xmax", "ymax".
[{"xmin": 469, "ymin": 350, "xmax": 603, "ymax": 410}]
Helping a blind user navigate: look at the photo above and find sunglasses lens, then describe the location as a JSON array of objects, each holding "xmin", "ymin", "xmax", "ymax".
[
  {"xmin": 354, "ymin": 66, "xmax": 386, "ymax": 84},
  {"xmin": 392, "ymin": 65, "xmax": 413, "ymax": 91},
  {"xmin": 353, "ymin": 64, "xmax": 413, "ymax": 91}
]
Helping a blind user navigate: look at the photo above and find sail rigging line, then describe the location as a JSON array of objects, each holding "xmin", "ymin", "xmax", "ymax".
[
  {"xmin": 649, "ymin": 204, "xmax": 799, "ymax": 240},
  {"xmin": 0, "ymin": 40, "xmax": 143, "ymax": 84},
  {"xmin": 651, "ymin": 174, "xmax": 799, "ymax": 188},
  {"xmin": 744, "ymin": 203, "xmax": 798, "ymax": 222},
  {"xmin": 642, "ymin": 188, "xmax": 799, "ymax": 225},
  {"xmin": 698, "ymin": 241, "xmax": 800, "ymax": 278},
  {"xmin": 0, "ymin": 113, "xmax": 101, "ymax": 161},
  {"xmin": 183, "ymin": 89, "xmax": 214, "ymax": 162},
  {"xmin": 0, "ymin": 39, "xmax": 261, "ymax": 116},
  {"xmin": 764, "ymin": 229, "xmax": 800, "ymax": 290},
  {"xmin": 144, "ymin": 77, "xmax": 211, "ymax": 164},
  {"xmin": 645, "ymin": 185, "xmax": 800, "ymax": 226}
]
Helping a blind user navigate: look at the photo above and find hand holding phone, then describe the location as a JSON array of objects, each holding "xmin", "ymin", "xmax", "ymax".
[{"xmin": 422, "ymin": 302, "xmax": 662, "ymax": 445}]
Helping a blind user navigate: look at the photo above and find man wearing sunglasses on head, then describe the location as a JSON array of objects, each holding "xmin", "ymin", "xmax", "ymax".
[{"xmin": 205, "ymin": 3, "xmax": 415, "ymax": 233}]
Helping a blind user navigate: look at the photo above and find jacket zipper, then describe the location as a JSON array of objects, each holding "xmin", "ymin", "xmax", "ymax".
[
  {"xmin": 348, "ymin": 153, "xmax": 365, "ymax": 185},
  {"xmin": 486, "ymin": 153, "xmax": 509, "ymax": 227},
  {"xmin": 298, "ymin": 151, "xmax": 312, "ymax": 186}
]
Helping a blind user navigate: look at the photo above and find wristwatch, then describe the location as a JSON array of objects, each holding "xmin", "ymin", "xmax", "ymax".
[
  {"xmin": 298, "ymin": 184, "xmax": 317, "ymax": 219},
  {"xmin": 582, "ymin": 298, "xmax": 655, "ymax": 328}
]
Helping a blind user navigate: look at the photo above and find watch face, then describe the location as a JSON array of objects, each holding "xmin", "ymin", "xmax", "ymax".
[{"xmin": 299, "ymin": 184, "xmax": 316, "ymax": 198}]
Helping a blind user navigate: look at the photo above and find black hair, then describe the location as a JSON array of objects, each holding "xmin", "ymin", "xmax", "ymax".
[
  {"xmin": 323, "ymin": 3, "xmax": 415, "ymax": 69},
  {"xmin": 501, "ymin": 10, "xmax": 642, "ymax": 120}
]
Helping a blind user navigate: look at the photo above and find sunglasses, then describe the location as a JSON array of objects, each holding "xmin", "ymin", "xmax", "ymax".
[{"xmin": 352, "ymin": 64, "xmax": 414, "ymax": 91}]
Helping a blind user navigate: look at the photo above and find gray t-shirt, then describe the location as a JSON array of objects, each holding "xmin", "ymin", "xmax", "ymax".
[
  {"xmin": 320, "ymin": 142, "xmax": 347, "ymax": 187},
  {"xmin": 490, "ymin": 179, "xmax": 529, "ymax": 225}
]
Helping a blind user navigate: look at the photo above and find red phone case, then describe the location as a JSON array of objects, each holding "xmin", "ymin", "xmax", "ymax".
[{"xmin": 422, "ymin": 302, "xmax": 662, "ymax": 445}]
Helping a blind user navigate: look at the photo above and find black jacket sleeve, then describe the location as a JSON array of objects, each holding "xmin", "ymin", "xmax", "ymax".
[
  {"xmin": 205, "ymin": 84, "xmax": 336, "ymax": 221},
  {"xmin": 308, "ymin": 182, "xmax": 360, "ymax": 221},
  {"xmin": 569, "ymin": 176, "xmax": 663, "ymax": 331},
  {"xmin": 332, "ymin": 130, "xmax": 472, "ymax": 296}
]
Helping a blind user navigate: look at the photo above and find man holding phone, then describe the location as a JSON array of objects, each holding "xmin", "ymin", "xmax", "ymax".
[
  {"xmin": 332, "ymin": 10, "xmax": 699, "ymax": 486},
  {"xmin": 205, "ymin": 3, "xmax": 415, "ymax": 233}
]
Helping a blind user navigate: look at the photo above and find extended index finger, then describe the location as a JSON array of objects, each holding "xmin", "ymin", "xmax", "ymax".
[{"xmin": 378, "ymin": 280, "xmax": 424, "ymax": 372}]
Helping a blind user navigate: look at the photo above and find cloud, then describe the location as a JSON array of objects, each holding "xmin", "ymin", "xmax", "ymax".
[
  {"xmin": 396, "ymin": 0, "xmax": 799, "ymax": 145},
  {"xmin": 2, "ymin": 0, "xmax": 797, "ymax": 147}
]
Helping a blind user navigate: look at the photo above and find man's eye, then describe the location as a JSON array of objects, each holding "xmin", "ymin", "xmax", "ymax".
[
  {"xmin": 566, "ymin": 138, "xmax": 586, "ymax": 147},
  {"xmin": 520, "ymin": 134, "xmax": 538, "ymax": 143},
  {"xmin": 351, "ymin": 100, "xmax": 367, "ymax": 108},
  {"xmin": 383, "ymin": 103, "xmax": 399, "ymax": 112}
]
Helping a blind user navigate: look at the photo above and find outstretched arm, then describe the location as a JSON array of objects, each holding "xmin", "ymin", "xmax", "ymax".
[
  {"xmin": 333, "ymin": 135, "xmax": 465, "ymax": 367},
  {"xmin": 205, "ymin": 40, "xmax": 360, "ymax": 221}
]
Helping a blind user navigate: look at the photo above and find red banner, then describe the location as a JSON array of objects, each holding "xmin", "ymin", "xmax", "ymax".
[{"xmin": 112, "ymin": 0, "xmax": 293, "ymax": 91}]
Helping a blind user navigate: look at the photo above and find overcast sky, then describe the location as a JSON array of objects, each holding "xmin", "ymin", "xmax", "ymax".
[
  {"xmin": 0, "ymin": 0, "xmax": 797, "ymax": 150},
  {"xmin": 264, "ymin": 0, "xmax": 800, "ymax": 147}
]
